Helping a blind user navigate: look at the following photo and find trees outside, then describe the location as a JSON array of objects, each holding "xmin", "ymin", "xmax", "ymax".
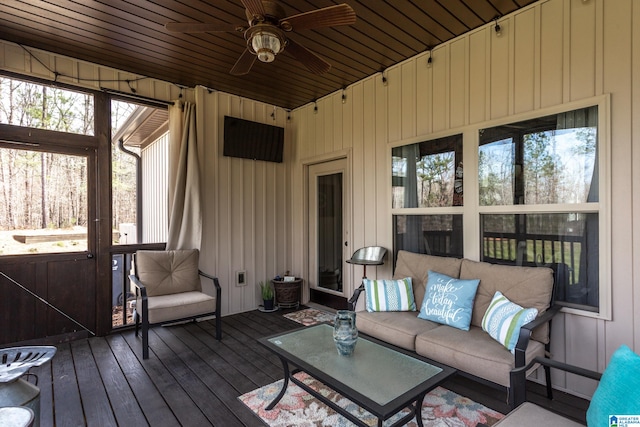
[
  {"xmin": 479, "ymin": 127, "xmax": 596, "ymax": 208},
  {"xmin": 392, "ymin": 135, "xmax": 462, "ymax": 209},
  {"xmin": 0, "ymin": 77, "xmax": 139, "ymax": 255},
  {"xmin": 110, "ymin": 100, "xmax": 138, "ymax": 235},
  {"xmin": 416, "ymin": 152, "xmax": 454, "ymax": 207}
]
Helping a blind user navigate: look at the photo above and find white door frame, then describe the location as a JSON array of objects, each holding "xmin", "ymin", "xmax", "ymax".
[{"xmin": 303, "ymin": 152, "xmax": 352, "ymax": 301}]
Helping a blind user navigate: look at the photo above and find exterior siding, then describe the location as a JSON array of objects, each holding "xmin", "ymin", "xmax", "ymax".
[{"xmin": 141, "ymin": 133, "xmax": 169, "ymax": 243}]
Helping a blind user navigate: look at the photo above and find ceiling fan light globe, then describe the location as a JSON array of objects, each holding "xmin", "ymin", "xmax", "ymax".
[
  {"xmin": 251, "ymin": 30, "xmax": 281, "ymax": 62},
  {"xmin": 256, "ymin": 49, "xmax": 276, "ymax": 63}
]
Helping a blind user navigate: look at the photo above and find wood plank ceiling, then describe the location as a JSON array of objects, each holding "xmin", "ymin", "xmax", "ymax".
[{"xmin": 0, "ymin": 0, "xmax": 537, "ymax": 110}]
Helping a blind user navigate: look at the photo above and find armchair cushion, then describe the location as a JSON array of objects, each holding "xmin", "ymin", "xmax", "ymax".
[
  {"xmin": 136, "ymin": 249, "xmax": 201, "ymax": 296},
  {"xmin": 144, "ymin": 291, "xmax": 217, "ymax": 324}
]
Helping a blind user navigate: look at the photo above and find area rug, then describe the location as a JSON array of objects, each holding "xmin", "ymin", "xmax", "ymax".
[
  {"xmin": 239, "ymin": 372, "xmax": 504, "ymax": 427},
  {"xmin": 283, "ymin": 308, "xmax": 335, "ymax": 326}
]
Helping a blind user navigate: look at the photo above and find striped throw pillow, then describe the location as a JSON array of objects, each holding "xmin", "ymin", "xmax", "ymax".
[
  {"xmin": 482, "ymin": 291, "xmax": 538, "ymax": 352},
  {"xmin": 363, "ymin": 278, "xmax": 416, "ymax": 312}
]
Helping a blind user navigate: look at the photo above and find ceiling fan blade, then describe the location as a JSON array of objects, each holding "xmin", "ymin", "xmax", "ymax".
[
  {"xmin": 280, "ymin": 4, "xmax": 356, "ymax": 32},
  {"xmin": 165, "ymin": 22, "xmax": 241, "ymax": 33},
  {"xmin": 241, "ymin": 0, "xmax": 266, "ymax": 20},
  {"xmin": 230, "ymin": 49, "xmax": 257, "ymax": 75},
  {"xmin": 285, "ymin": 38, "xmax": 331, "ymax": 74}
]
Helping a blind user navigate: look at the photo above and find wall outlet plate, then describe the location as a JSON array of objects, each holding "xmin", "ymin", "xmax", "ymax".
[{"xmin": 236, "ymin": 270, "xmax": 246, "ymax": 286}]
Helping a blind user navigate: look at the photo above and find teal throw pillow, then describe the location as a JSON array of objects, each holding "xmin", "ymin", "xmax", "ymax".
[
  {"xmin": 363, "ymin": 278, "xmax": 416, "ymax": 312},
  {"xmin": 587, "ymin": 345, "xmax": 640, "ymax": 426},
  {"xmin": 418, "ymin": 271, "xmax": 480, "ymax": 331},
  {"xmin": 481, "ymin": 291, "xmax": 538, "ymax": 352}
]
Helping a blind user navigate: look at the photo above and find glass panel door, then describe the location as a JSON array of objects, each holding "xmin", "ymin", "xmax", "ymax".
[
  {"xmin": 308, "ymin": 159, "xmax": 349, "ymax": 299},
  {"xmin": 317, "ymin": 172, "xmax": 343, "ymax": 292}
]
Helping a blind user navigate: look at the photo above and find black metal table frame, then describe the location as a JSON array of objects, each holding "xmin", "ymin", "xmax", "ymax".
[{"xmin": 259, "ymin": 327, "xmax": 457, "ymax": 427}]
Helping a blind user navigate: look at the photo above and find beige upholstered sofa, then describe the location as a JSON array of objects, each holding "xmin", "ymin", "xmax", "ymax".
[{"xmin": 352, "ymin": 250, "xmax": 560, "ymax": 407}]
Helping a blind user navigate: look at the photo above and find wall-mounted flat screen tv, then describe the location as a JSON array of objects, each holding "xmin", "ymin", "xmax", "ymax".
[{"xmin": 223, "ymin": 116, "xmax": 284, "ymax": 163}]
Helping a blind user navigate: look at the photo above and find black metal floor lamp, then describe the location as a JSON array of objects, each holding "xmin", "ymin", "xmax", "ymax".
[{"xmin": 346, "ymin": 246, "xmax": 386, "ymax": 310}]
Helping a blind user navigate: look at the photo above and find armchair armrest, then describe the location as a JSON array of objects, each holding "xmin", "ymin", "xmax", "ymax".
[
  {"xmin": 129, "ymin": 274, "xmax": 148, "ymax": 303},
  {"xmin": 197, "ymin": 270, "xmax": 223, "ymax": 340},
  {"xmin": 513, "ymin": 304, "xmax": 562, "ymax": 368},
  {"xmin": 129, "ymin": 274, "xmax": 149, "ymax": 338},
  {"xmin": 510, "ymin": 356, "xmax": 601, "ymax": 407},
  {"xmin": 198, "ymin": 270, "xmax": 221, "ymax": 294}
]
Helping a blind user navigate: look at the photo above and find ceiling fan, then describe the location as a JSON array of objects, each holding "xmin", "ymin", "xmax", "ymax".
[{"xmin": 165, "ymin": 1, "xmax": 357, "ymax": 76}]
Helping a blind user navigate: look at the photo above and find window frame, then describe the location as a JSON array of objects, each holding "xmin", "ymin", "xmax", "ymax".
[{"xmin": 390, "ymin": 94, "xmax": 611, "ymax": 320}]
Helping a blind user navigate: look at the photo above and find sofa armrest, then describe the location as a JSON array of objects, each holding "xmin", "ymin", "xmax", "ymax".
[
  {"xmin": 510, "ymin": 356, "xmax": 601, "ymax": 407},
  {"xmin": 513, "ymin": 304, "xmax": 562, "ymax": 368},
  {"xmin": 348, "ymin": 284, "xmax": 365, "ymax": 311}
]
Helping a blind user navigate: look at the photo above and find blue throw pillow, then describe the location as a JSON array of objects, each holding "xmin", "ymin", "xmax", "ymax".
[
  {"xmin": 418, "ymin": 270, "xmax": 480, "ymax": 331},
  {"xmin": 586, "ymin": 345, "xmax": 640, "ymax": 426},
  {"xmin": 363, "ymin": 278, "xmax": 416, "ymax": 312}
]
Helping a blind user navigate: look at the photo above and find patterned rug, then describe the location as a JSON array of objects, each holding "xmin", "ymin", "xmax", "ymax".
[
  {"xmin": 239, "ymin": 372, "xmax": 504, "ymax": 427},
  {"xmin": 283, "ymin": 308, "xmax": 335, "ymax": 326}
]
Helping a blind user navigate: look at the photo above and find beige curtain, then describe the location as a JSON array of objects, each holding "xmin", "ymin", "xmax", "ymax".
[{"xmin": 167, "ymin": 101, "xmax": 202, "ymax": 250}]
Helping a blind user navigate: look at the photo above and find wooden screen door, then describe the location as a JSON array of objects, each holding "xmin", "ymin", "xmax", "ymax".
[
  {"xmin": 308, "ymin": 158, "xmax": 351, "ymax": 308},
  {"xmin": 0, "ymin": 143, "xmax": 98, "ymax": 345}
]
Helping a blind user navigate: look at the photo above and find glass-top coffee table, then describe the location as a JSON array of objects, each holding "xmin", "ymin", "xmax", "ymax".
[{"xmin": 259, "ymin": 323, "xmax": 456, "ymax": 427}]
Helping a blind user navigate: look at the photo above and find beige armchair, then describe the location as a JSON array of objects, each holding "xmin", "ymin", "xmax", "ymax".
[{"xmin": 129, "ymin": 249, "xmax": 221, "ymax": 359}]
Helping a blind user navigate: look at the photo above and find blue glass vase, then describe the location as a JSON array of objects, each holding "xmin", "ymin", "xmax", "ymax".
[{"xmin": 333, "ymin": 310, "xmax": 358, "ymax": 356}]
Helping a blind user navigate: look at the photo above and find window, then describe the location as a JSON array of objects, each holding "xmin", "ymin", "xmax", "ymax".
[
  {"xmin": 392, "ymin": 134, "xmax": 463, "ymax": 209},
  {"xmin": 391, "ymin": 98, "xmax": 609, "ymax": 317},
  {"xmin": 479, "ymin": 106, "xmax": 601, "ymax": 312},
  {"xmin": 479, "ymin": 108, "xmax": 597, "ymax": 206},
  {"xmin": 392, "ymin": 134, "xmax": 463, "ymax": 262},
  {"xmin": 0, "ymin": 76, "xmax": 94, "ymax": 135},
  {"xmin": 393, "ymin": 214, "xmax": 463, "ymax": 258}
]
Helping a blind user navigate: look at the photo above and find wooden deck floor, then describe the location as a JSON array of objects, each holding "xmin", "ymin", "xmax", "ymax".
[{"xmin": 29, "ymin": 308, "xmax": 589, "ymax": 426}]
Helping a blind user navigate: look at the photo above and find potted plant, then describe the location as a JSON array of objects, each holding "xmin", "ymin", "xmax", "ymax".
[{"xmin": 259, "ymin": 281, "xmax": 275, "ymax": 311}]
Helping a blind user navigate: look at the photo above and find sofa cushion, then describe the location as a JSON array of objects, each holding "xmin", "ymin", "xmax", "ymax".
[
  {"xmin": 393, "ymin": 250, "xmax": 463, "ymax": 310},
  {"xmin": 586, "ymin": 345, "xmax": 640, "ymax": 427},
  {"xmin": 482, "ymin": 291, "xmax": 538, "ymax": 352},
  {"xmin": 415, "ymin": 325, "xmax": 545, "ymax": 387},
  {"xmin": 136, "ymin": 249, "xmax": 201, "ymax": 297},
  {"xmin": 363, "ymin": 278, "xmax": 416, "ymax": 312},
  {"xmin": 356, "ymin": 311, "xmax": 440, "ymax": 351},
  {"xmin": 418, "ymin": 271, "xmax": 480, "ymax": 331},
  {"xmin": 460, "ymin": 259, "xmax": 553, "ymax": 343}
]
